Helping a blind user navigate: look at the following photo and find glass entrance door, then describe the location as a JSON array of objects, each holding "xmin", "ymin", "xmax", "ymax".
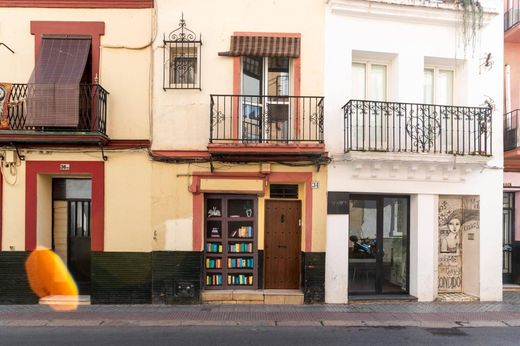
[{"xmin": 348, "ymin": 195, "xmax": 409, "ymax": 295}]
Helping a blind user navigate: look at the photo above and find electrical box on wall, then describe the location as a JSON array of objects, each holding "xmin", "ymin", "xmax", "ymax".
[{"xmin": 4, "ymin": 150, "xmax": 16, "ymax": 163}]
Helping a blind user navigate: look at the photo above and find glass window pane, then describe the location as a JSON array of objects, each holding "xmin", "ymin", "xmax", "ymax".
[
  {"xmin": 267, "ymin": 57, "xmax": 289, "ymax": 96},
  {"xmin": 438, "ymin": 70, "xmax": 454, "ymax": 105},
  {"xmin": 369, "ymin": 64, "xmax": 386, "ymax": 101},
  {"xmin": 424, "ymin": 69, "xmax": 434, "ymax": 104},
  {"xmin": 242, "ymin": 56, "xmax": 263, "ymax": 95},
  {"xmin": 352, "ymin": 63, "xmax": 366, "ymax": 100}
]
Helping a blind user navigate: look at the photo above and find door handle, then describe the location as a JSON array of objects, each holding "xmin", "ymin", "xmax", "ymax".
[{"xmin": 280, "ymin": 214, "xmax": 285, "ymax": 223}]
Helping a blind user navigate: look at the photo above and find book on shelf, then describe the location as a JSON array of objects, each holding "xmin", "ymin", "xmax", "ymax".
[
  {"xmin": 206, "ymin": 274, "xmax": 222, "ymax": 286},
  {"xmin": 227, "ymin": 257, "xmax": 253, "ymax": 268},
  {"xmin": 206, "ymin": 258, "xmax": 222, "ymax": 269},
  {"xmin": 232, "ymin": 226, "xmax": 252, "ymax": 238},
  {"xmin": 228, "ymin": 243, "xmax": 253, "ymax": 253},
  {"xmin": 227, "ymin": 274, "xmax": 253, "ymax": 285},
  {"xmin": 206, "ymin": 243, "xmax": 223, "ymax": 253}
]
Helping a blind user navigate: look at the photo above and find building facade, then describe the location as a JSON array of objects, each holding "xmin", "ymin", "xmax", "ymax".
[
  {"xmin": 148, "ymin": 0, "xmax": 327, "ymax": 304},
  {"xmin": 324, "ymin": 0, "xmax": 503, "ymax": 303},
  {"xmin": 503, "ymin": 0, "xmax": 520, "ymax": 286},
  {"xmin": 0, "ymin": 0, "xmax": 155, "ymax": 303}
]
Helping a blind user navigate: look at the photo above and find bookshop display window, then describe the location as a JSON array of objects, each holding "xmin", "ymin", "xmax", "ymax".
[{"xmin": 204, "ymin": 195, "xmax": 258, "ymax": 290}]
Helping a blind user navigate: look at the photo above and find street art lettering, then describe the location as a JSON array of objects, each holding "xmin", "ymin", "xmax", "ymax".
[{"xmin": 437, "ymin": 196, "xmax": 479, "ymax": 293}]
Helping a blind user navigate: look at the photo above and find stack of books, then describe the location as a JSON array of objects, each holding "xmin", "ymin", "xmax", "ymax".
[
  {"xmin": 206, "ymin": 258, "xmax": 222, "ymax": 269},
  {"xmin": 206, "ymin": 274, "xmax": 222, "ymax": 285},
  {"xmin": 206, "ymin": 243, "xmax": 223, "ymax": 253},
  {"xmin": 228, "ymin": 257, "xmax": 253, "ymax": 268},
  {"xmin": 228, "ymin": 274, "xmax": 253, "ymax": 285},
  {"xmin": 228, "ymin": 243, "xmax": 253, "ymax": 253}
]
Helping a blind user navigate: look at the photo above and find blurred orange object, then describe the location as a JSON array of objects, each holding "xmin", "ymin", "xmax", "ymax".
[{"xmin": 25, "ymin": 248, "xmax": 78, "ymax": 311}]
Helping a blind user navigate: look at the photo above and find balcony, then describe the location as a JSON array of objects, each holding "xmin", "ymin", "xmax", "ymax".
[
  {"xmin": 506, "ymin": 2, "xmax": 520, "ymax": 32},
  {"xmin": 0, "ymin": 83, "xmax": 108, "ymax": 144},
  {"xmin": 209, "ymin": 94, "xmax": 324, "ymax": 160},
  {"xmin": 343, "ymin": 100, "xmax": 492, "ymax": 156},
  {"xmin": 505, "ymin": 110, "xmax": 519, "ymax": 152}
]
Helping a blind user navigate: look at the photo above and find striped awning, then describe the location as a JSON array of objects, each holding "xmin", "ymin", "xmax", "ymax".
[{"xmin": 219, "ymin": 36, "xmax": 300, "ymax": 58}]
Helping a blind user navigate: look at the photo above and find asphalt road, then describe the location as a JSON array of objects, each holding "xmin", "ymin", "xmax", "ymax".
[{"xmin": 1, "ymin": 326, "xmax": 520, "ymax": 346}]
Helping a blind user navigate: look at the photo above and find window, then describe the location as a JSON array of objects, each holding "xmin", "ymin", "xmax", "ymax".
[
  {"xmin": 163, "ymin": 15, "xmax": 201, "ymax": 90},
  {"xmin": 424, "ymin": 67, "xmax": 454, "ymax": 105},
  {"xmin": 170, "ymin": 46, "xmax": 198, "ymax": 85},
  {"xmin": 240, "ymin": 56, "xmax": 292, "ymax": 142},
  {"xmin": 352, "ymin": 62, "xmax": 387, "ymax": 101}
]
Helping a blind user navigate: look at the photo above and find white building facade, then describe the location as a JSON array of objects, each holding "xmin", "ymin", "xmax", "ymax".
[{"xmin": 324, "ymin": 0, "xmax": 503, "ymax": 303}]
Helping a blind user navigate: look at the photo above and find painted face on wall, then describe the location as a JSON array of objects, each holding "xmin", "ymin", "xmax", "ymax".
[{"xmin": 448, "ymin": 218, "xmax": 461, "ymax": 233}]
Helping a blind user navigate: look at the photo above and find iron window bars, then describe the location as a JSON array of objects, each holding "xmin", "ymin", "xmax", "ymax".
[
  {"xmin": 504, "ymin": 109, "xmax": 519, "ymax": 151},
  {"xmin": 505, "ymin": 0, "xmax": 520, "ymax": 31},
  {"xmin": 163, "ymin": 14, "xmax": 202, "ymax": 90},
  {"xmin": 343, "ymin": 100, "xmax": 492, "ymax": 156}
]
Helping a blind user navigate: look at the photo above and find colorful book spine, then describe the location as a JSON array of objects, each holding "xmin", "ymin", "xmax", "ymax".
[
  {"xmin": 206, "ymin": 274, "xmax": 222, "ymax": 285},
  {"xmin": 206, "ymin": 243, "xmax": 223, "ymax": 253},
  {"xmin": 206, "ymin": 258, "xmax": 222, "ymax": 269}
]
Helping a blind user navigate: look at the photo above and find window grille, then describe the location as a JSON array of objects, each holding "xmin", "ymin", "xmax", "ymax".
[
  {"xmin": 270, "ymin": 184, "xmax": 299, "ymax": 199},
  {"xmin": 163, "ymin": 14, "xmax": 202, "ymax": 90}
]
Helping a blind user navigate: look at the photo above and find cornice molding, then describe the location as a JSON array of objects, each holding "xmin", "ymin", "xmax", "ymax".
[
  {"xmin": 328, "ymin": 0, "xmax": 498, "ymax": 26},
  {"xmin": 0, "ymin": 0, "xmax": 153, "ymax": 8}
]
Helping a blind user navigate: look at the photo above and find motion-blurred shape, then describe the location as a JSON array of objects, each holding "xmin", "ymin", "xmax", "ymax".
[{"xmin": 25, "ymin": 248, "xmax": 79, "ymax": 311}]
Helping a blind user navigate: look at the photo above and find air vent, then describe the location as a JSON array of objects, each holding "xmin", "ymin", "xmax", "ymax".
[{"xmin": 270, "ymin": 184, "xmax": 298, "ymax": 199}]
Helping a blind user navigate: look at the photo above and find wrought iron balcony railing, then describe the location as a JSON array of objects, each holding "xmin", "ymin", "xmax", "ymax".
[
  {"xmin": 3, "ymin": 83, "xmax": 108, "ymax": 135},
  {"xmin": 343, "ymin": 100, "xmax": 492, "ymax": 156},
  {"xmin": 504, "ymin": 109, "xmax": 519, "ymax": 151},
  {"xmin": 210, "ymin": 95, "xmax": 324, "ymax": 144},
  {"xmin": 505, "ymin": 1, "xmax": 520, "ymax": 31}
]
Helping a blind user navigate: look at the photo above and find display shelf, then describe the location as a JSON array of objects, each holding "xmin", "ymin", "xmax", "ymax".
[{"xmin": 203, "ymin": 195, "xmax": 257, "ymax": 290}]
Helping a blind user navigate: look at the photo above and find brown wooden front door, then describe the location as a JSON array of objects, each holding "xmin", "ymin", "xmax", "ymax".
[{"xmin": 264, "ymin": 200, "xmax": 301, "ymax": 289}]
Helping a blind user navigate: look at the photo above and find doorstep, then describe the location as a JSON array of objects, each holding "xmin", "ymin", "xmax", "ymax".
[
  {"xmin": 39, "ymin": 295, "xmax": 91, "ymax": 305},
  {"xmin": 436, "ymin": 293, "xmax": 479, "ymax": 302},
  {"xmin": 503, "ymin": 284, "xmax": 520, "ymax": 292},
  {"xmin": 348, "ymin": 295, "xmax": 417, "ymax": 304},
  {"xmin": 201, "ymin": 289, "xmax": 304, "ymax": 305}
]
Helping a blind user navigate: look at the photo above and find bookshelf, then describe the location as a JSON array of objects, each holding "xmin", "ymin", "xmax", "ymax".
[{"xmin": 204, "ymin": 195, "xmax": 257, "ymax": 290}]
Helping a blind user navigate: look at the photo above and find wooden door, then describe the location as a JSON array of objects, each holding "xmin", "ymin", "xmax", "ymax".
[{"xmin": 264, "ymin": 200, "xmax": 301, "ymax": 289}]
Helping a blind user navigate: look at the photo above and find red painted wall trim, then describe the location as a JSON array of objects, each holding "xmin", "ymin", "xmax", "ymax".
[
  {"xmin": 151, "ymin": 150, "xmax": 210, "ymax": 160},
  {"xmin": 25, "ymin": 161, "xmax": 104, "ymax": 251},
  {"xmin": 268, "ymin": 172, "xmax": 313, "ymax": 252},
  {"xmin": 191, "ymin": 171, "xmax": 314, "ymax": 252},
  {"xmin": 107, "ymin": 139, "xmax": 150, "ymax": 149},
  {"xmin": 0, "ymin": 1, "xmax": 153, "ymax": 8},
  {"xmin": 31, "ymin": 21, "xmax": 105, "ymax": 82}
]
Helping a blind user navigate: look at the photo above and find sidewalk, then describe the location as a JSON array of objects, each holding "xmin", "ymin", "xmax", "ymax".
[{"xmin": 2, "ymin": 292, "xmax": 520, "ymax": 328}]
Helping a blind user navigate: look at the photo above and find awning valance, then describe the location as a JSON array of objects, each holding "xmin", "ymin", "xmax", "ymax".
[
  {"xmin": 219, "ymin": 35, "xmax": 300, "ymax": 58},
  {"xmin": 26, "ymin": 37, "xmax": 91, "ymax": 127}
]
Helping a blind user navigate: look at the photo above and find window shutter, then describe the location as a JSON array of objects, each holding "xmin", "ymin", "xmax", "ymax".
[{"xmin": 26, "ymin": 37, "xmax": 91, "ymax": 127}]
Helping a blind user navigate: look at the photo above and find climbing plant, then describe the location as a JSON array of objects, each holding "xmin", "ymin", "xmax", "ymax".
[{"xmin": 456, "ymin": 0, "xmax": 484, "ymax": 55}]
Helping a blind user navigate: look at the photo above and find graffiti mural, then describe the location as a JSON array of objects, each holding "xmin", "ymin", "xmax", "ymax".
[{"xmin": 438, "ymin": 196, "xmax": 479, "ymax": 293}]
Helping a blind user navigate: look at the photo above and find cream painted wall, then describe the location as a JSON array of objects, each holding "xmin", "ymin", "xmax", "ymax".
[
  {"xmin": 152, "ymin": 0, "xmax": 325, "ymax": 150},
  {"xmin": 104, "ymin": 152, "xmax": 152, "ymax": 252},
  {"xmin": 1, "ymin": 161, "xmax": 25, "ymax": 251},
  {"xmin": 0, "ymin": 8, "xmax": 153, "ymax": 140},
  {"xmin": 36, "ymin": 175, "xmax": 52, "ymax": 249},
  {"xmin": 149, "ymin": 161, "xmax": 327, "ymax": 253}
]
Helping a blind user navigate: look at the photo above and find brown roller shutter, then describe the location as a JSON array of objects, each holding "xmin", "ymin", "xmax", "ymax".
[
  {"xmin": 26, "ymin": 37, "xmax": 91, "ymax": 127},
  {"xmin": 219, "ymin": 36, "xmax": 300, "ymax": 58}
]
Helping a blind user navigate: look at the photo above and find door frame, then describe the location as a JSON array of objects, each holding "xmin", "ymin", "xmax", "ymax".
[
  {"xmin": 264, "ymin": 199, "xmax": 302, "ymax": 289},
  {"xmin": 503, "ymin": 191, "xmax": 516, "ymax": 284},
  {"xmin": 348, "ymin": 193, "xmax": 410, "ymax": 295}
]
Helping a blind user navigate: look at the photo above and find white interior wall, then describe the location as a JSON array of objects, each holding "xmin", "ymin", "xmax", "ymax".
[{"xmin": 36, "ymin": 175, "xmax": 52, "ymax": 249}]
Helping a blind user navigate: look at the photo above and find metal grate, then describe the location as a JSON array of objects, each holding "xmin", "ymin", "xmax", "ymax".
[
  {"xmin": 163, "ymin": 14, "xmax": 202, "ymax": 90},
  {"xmin": 270, "ymin": 184, "xmax": 298, "ymax": 199}
]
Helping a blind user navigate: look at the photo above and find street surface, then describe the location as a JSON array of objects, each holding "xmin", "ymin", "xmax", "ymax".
[{"xmin": 1, "ymin": 326, "xmax": 520, "ymax": 346}]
